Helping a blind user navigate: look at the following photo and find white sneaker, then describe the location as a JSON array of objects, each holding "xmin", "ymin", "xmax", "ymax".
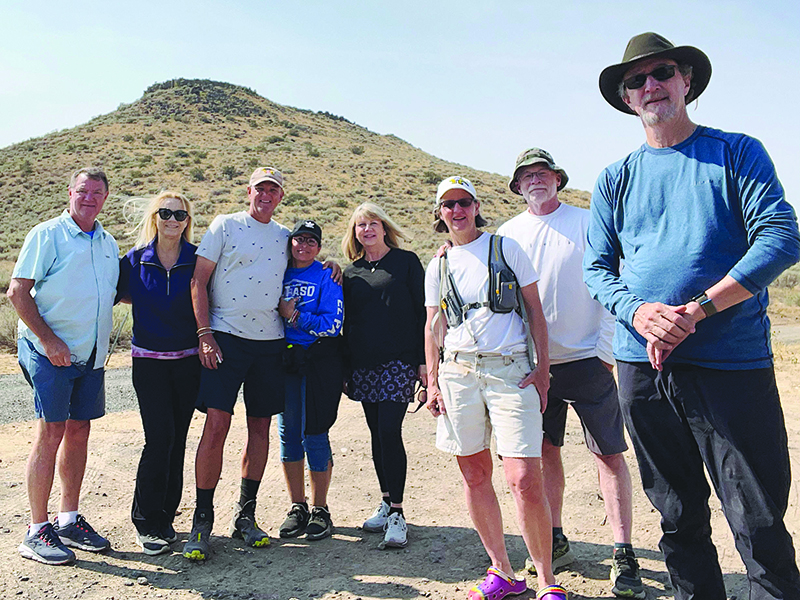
[
  {"xmin": 383, "ymin": 512, "xmax": 408, "ymax": 548},
  {"xmin": 362, "ymin": 502, "xmax": 390, "ymax": 532}
]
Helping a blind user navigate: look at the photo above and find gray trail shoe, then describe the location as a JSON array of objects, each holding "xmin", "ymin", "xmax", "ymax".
[
  {"xmin": 229, "ymin": 501, "xmax": 270, "ymax": 548},
  {"xmin": 306, "ymin": 506, "xmax": 333, "ymax": 541},
  {"xmin": 611, "ymin": 547, "xmax": 646, "ymax": 599},
  {"xmin": 18, "ymin": 523, "xmax": 75, "ymax": 565},
  {"xmin": 526, "ymin": 532, "xmax": 575, "ymax": 575},
  {"xmin": 183, "ymin": 511, "xmax": 213, "ymax": 561},
  {"xmin": 279, "ymin": 503, "xmax": 310, "ymax": 538},
  {"xmin": 53, "ymin": 514, "xmax": 110, "ymax": 552},
  {"xmin": 136, "ymin": 531, "xmax": 171, "ymax": 556}
]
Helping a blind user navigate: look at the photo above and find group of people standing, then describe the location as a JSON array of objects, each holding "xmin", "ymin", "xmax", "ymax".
[{"xmin": 8, "ymin": 31, "xmax": 800, "ymax": 600}]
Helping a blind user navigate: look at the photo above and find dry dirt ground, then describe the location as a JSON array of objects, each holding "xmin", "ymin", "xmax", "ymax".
[{"xmin": 1, "ymin": 344, "xmax": 799, "ymax": 600}]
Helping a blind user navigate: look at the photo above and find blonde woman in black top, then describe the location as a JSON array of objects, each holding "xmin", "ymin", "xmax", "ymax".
[{"xmin": 341, "ymin": 202, "xmax": 426, "ymax": 548}]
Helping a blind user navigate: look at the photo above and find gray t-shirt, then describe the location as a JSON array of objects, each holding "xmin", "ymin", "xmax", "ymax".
[{"xmin": 197, "ymin": 211, "xmax": 289, "ymax": 340}]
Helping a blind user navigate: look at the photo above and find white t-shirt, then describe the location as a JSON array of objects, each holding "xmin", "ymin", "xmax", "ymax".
[
  {"xmin": 424, "ymin": 232, "xmax": 538, "ymax": 354},
  {"xmin": 497, "ymin": 203, "xmax": 614, "ymax": 364},
  {"xmin": 197, "ymin": 212, "xmax": 289, "ymax": 340}
]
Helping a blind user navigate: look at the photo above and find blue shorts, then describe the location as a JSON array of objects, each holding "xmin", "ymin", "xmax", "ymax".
[
  {"xmin": 18, "ymin": 338, "xmax": 105, "ymax": 423},
  {"xmin": 196, "ymin": 332, "xmax": 285, "ymax": 418}
]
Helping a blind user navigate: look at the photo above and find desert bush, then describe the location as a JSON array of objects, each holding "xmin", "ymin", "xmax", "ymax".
[
  {"xmin": 221, "ymin": 165, "xmax": 239, "ymax": 180},
  {"xmin": 422, "ymin": 170, "xmax": 439, "ymax": 184},
  {"xmin": 350, "ymin": 145, "xmax": 365, "ymax": 155},
  {"xmin": 142, "ymin": 133, "xmax": 156, "ymax": 144},
  {"xmin": 189, "ymin": 167, "xmax": 205, "ymax": 182},
  {"xmin": 0, "ymin": 301, "xmax": 18, "ymax": 352}
]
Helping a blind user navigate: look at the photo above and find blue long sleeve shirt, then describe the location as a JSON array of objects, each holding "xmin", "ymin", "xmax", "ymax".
[
  {"xmin": 583, "ymin": 125, "xmax": 800, "ymax": 369},
  {"xmin": 282, "ymin": 261, "xmax": 343, "ymax": 348}
]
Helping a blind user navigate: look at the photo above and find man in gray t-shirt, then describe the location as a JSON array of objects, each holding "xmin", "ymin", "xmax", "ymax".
[{"xmin": 183, "ymin": 167, "xmax": 289, "ymax": 560}]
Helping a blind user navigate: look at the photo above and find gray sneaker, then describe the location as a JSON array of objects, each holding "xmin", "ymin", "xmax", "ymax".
[
  {"xmin": 229, "ymin": 502, "xmax": 270, "ymax": 548},
  {"xmin": 362, "ymin": 501, "xmax": 390, "ymax": 532},
  {"xmin": 305, "ymin": 506, "xmax": 333, "ymax": 541},
  {"xmin": 135, "ymin": 531, "xmax": 171, "ymax": 556},
  {"xmin": 610, "ymin": 547, "xmax": 646, "ymax": 599},
  {"xmin": 183, "ymin": 512, "xmax": 213, "ymax": 561},
  {"xmin": 53, "ymin": 514, "xmax": 110, "ymax": 552},
  {"xmin": 18, "ymin": 523, "xmax": 76, "ymax": 565},
  {"xmin": 526, "ymin": 532, "xmax": 575, "ymax": 575}
]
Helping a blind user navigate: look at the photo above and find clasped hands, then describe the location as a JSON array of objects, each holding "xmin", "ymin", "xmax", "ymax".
[{"xmin": 633, "ymin": 301, "xmax": 703, "ymax": 371}]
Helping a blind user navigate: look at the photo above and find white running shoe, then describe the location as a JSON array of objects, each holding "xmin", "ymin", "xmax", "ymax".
[
  {"xmin": 383, "ymin": 512, "xmax": 408, "ymax": 548},
  {"xmin": 362, "ymin": 502, "xmax": 390, "ymax": 532}
]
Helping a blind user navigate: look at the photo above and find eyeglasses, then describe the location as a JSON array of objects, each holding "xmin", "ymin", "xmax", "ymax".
[
  {"xmin": 440, "ymin": 198, "xmax": 474, "ymax": 210},
  {"xmin": 292, "ymin": 236, "xmax": 319, "ymax": 247},
  {"xmin": 518, "ymin": 169, "xmax": 553, "ymax": 183},
  {"xmin": 157, "ymin": 208, "xmax": 189, "ymax": 221},
  {"xmin": 623, "ymin": 65, "xmax": 677, "ymax": 90}
]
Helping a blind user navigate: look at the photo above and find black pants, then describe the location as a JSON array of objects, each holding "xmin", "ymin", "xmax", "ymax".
[
  {"xmin": 618, "ymin": 362, "xmax": 800, "ymax": 600},
  {"xmin": 362, "ymin": 401, "xmax": 408, "ymax": 505},
  {"xmin": 131, "ymin": 356, "xmax": 201, "ymax": 534}
]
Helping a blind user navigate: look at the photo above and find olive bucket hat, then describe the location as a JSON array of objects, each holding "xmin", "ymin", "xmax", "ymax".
[
  {"xmin": 599, "ymin": 32, "xmax": 712, "ymax": 115},
  {"xmin": 508, "ymin": 148, "xmax": 569, "ymax": 195}
]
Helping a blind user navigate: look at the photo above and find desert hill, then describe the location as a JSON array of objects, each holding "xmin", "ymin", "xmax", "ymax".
[{"xmin": 0, "ymin": 78, "xmax": 589, "ymax": 261}]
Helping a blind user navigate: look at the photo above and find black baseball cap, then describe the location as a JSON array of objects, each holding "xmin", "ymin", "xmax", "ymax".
[{"xmin": 290, "ymin": 219, "xmax": 322, "ymax": 243}]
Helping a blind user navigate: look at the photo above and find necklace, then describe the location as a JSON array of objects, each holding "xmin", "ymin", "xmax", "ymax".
[
  {"xmin": 366, "ymin": 258, "xmax": 383, "ymax": 273},
  {"xmin": 364, "ymin": 247, "xmax": 390, "ymax": 272}
]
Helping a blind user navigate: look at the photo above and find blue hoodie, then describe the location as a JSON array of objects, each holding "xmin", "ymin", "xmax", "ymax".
[{"xmin": 282, "ymin": 261, "xmax": 343, "ymax": 348}]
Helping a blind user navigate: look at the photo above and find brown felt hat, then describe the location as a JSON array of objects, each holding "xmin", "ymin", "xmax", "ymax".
[{"xmin": 599, "ymin": 32, "xmax": 712, "ymax": 115}]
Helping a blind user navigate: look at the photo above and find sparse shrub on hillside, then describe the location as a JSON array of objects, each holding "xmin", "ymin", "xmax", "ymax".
[
  {"xmin": 174, "ymin": 149, "xmax": 189, "ymax": 158},
  {"xmin": 350, "ymin": 145, "xmax": 365, "ymax": 155},
  {"xmin": 189, "ymin": 167, "xmax": 205, "ymax": 182},
  {"xmin": 335, "ymin": 198, "xmax": 348, "ymax": 208},
  {"xmin": 284, "ymin": 193, "xmax": 307, "ymax": 205},
  {"xmin": 247, "ymin": 157, "xmax": 259, "ymax": 168},
  {"xmin": 221, "ymin": 166, "xmax": 239, "ymax": 180},
  {"xmin": 139, "ymin": 155, "xmax": 153, "ymax": 166},
  {"xmin": 161, "ymin": 129, "xmax": 173, "ymax": 137},
  {"xmin": 164, "ymin": 160, "xmax": 177, "ymax": 172},
  {"xmin": 20, "ymin": 160, "xmax": 32, "ymax": 177},
  {"xmin": 129, "ymin": 169, "xmax": 144, "ymax": 178},
  {"xmin": 302, "ymin": 142, "xmax": 321, "ymax": 157},
  {"xmin": 122, "ymin": 134, "xmax": 134, "ymax": 142},
  {"xmin": 142, "ymin": 133, "xmax": 156, "ymax": 144},
  {"xmin": 266, "ymin": 136, "xmax": 284, "ymax": 144},
  {"xmin": 422, "ymin": 170, "xmax": 439, "ymax": 184}
]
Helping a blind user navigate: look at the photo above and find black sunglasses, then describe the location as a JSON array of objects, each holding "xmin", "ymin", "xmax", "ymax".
[
  {"xmin": 623, "ymin": 65, "xmax": 677, "ymax": 90},
  {"xmin": 157, "ymin": 208, "xmax": 189, "ymax": 221},
  {"xmin": 440, "ymin": 198, "xmax": 475, "ymax": 210}
]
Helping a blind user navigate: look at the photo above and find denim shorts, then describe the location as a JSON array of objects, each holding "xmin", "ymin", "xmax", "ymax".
[{"xmin": 18, "ymin": 338, "xmax": 105, "ymax": 422}]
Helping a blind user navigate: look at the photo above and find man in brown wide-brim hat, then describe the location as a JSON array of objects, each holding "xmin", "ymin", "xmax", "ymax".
[{"xmin": 583, "ymin": 32, "xmax": 800, "ymax": 600}]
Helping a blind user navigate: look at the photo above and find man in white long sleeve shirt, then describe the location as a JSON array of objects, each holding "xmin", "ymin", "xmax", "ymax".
[{"xmin": 498, "ymin": 148, "xmax": 643, "ymax": 599}]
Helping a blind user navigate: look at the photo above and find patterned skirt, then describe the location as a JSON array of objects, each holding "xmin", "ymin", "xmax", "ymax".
[{"xmin": 350, "ymin": 359, "xmax": 417, "ymax": 403}]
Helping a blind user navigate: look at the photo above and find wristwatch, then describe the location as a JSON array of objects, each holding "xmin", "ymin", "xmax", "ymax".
[{"xmin": 690, "ymin": 292, "xmax": 717, "ymax": 318}]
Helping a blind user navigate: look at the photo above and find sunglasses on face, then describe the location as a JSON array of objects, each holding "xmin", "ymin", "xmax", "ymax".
[
  {"xmin": 440, "ymin": 198, "xmax": 475, "ymax": 210},
  {"xmin": 623, "ymin": 65, "xmax": 677, "ymax": 90},
  {"xmin": 157, "ymin": 208, "xmax": 189, "ymax": 221},
  {"xmin": 292, "ymin": 236, "xmax": 319, "ymax": 247}
]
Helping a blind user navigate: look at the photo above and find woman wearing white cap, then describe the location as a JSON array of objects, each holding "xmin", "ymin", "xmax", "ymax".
[{"xmin": 424, "ymin": 177, "xmax": 567, "ymax": 600}]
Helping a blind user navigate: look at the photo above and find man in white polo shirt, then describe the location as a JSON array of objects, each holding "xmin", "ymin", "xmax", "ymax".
[
  {"xmin": 9, "ymin": 167, "xmax": 118, "ymax": 565},
  {"xmin": 499, "ymin": 149, "xmax": 643, "ymax": 599}
]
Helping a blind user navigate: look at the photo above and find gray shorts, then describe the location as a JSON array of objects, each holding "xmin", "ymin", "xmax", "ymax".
[{"xmin": 544, "ymin": 357, "xmax": 627, "ymax": 455}]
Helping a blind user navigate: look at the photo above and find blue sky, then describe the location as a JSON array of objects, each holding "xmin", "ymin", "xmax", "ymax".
[{"xmin": 1, "ymin": 1, "xmax": 798, "ymax": 211}]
